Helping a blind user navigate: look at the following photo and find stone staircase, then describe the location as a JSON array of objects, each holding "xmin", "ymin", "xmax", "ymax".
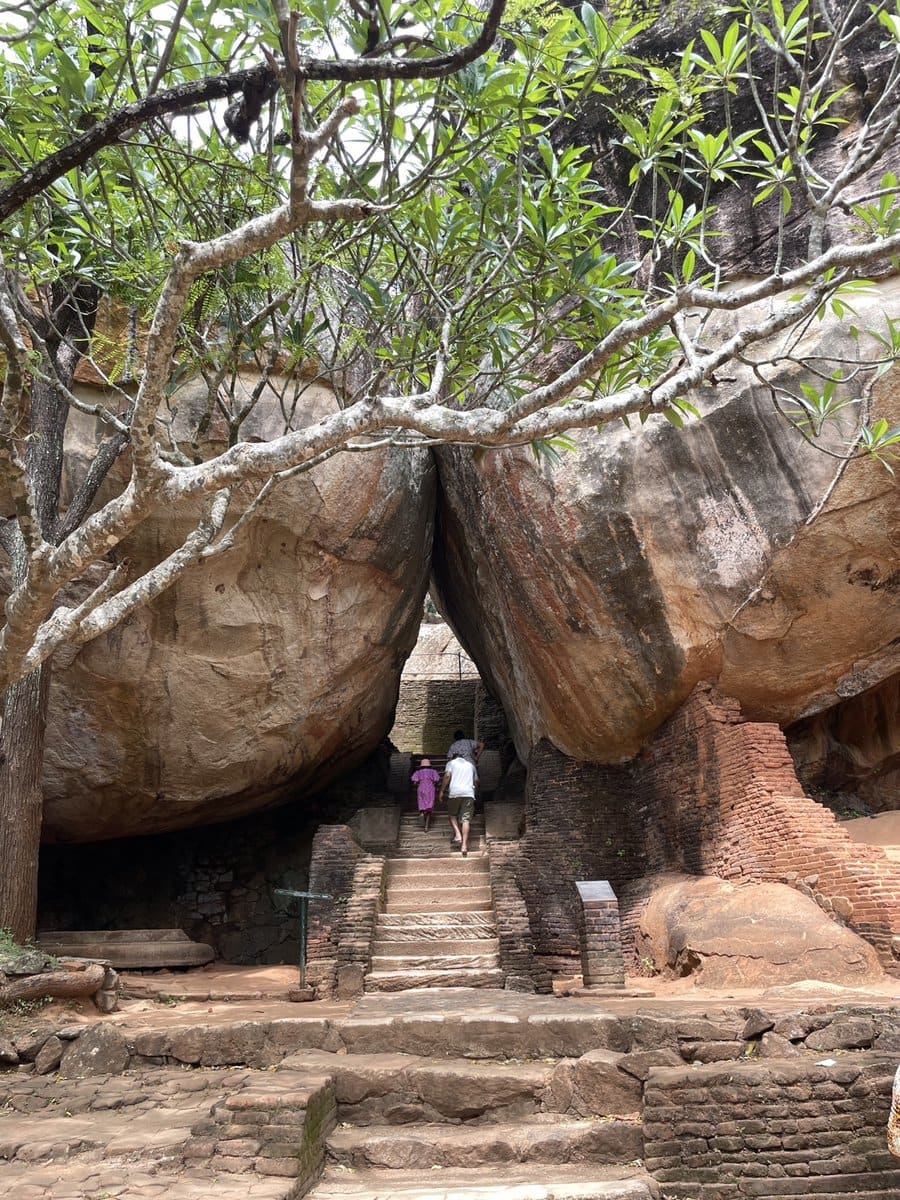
[
  {"xmin": 287, "ymin": 1036, "xmax": 656, "ymax": 1200},
  {"xmin": 365, "ymin": 812, "xmax": 503, "ymax": 991}
]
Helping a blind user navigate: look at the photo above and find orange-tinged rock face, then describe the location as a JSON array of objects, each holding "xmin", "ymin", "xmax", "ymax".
[
  {"xmin": 433, "ymin": 287, "xmax": 900, "ymax": 765},
  {"xmin": 633, "ymin": 873, "xmax": 884, "ymax": 988}
]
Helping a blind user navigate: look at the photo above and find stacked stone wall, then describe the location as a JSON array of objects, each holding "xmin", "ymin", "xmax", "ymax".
[
  {"xmin": 391, "ymin": 678, "xmax": 478, "ymax": 754},
  {"xmin": 187, "ymin": 1076, "xmax": 336, "ymax": 1189},
  {"xmin": 643, "ymin": 1056, "xmax": 900, "ymax": 1199}
]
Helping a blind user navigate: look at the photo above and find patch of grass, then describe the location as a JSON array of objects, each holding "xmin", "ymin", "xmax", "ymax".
[{"xmin": 0, "ymin": 927, "xmax": 24, "ymax": 958}]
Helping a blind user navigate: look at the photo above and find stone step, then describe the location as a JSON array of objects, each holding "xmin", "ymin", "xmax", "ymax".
[
  {"xmin": 397, "ymin": 827, "xmax": 485, "ymax": 836},
  {"xmin": 398, "ymin": 825, "xmax": 485, "ymax": 836},
  {"xmin": 365, "ymin": 967, "xmax": 504, "ymax": 991},
  {"xmin": 393, "ymin": 846, "xmax": 485, "ymax": 858},
  {"xmin": 399, "ymin": 817, "xmax": 485, "ymax": 826},
  {"xmin": 370, "ymin": 953, "xmax": 501, "ymax": 972},
  {"xmin": 327, "ymin": 1116, "xmax": 642, "ymax": 1169},
  {"xmin": 280, "ymin": 1048, "xmax": 553, "ymax": 1122},
  {"xmin": 372, "ymin": 938, "xmax": 500, "ymax": 956},
  {"xmin": 384, "ymin": 895, "xmax": 493, "ymax": 913},
  {"xmin": 385, "ymin": 883, "xmax": 491, "ymax": 899},
  {"xmin": 376, "ymin": 912, "xmax": 496, "ymax": 933},
  {"xmin": 393, "ymin": 840, "xmax": 487, "ymax": 849},
  {"xmin": 387, "ymin": 857, "xmax": 490, "ymax": 875},
  {"xmin": 385, "ymin": 873, "xmax": 490, "ymax": 893},
  {"xmin": 400, "ymin": 820, "xmax": 487, "ymax": 830},
  {"xmin": 308, "ymin": 1164, "xmax": 659, "ymax": 1199}
]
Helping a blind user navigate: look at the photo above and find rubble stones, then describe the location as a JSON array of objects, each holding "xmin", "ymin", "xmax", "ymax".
[
  {"xmin": 58, "ymin": 1024, "xmax": 130, "ymax": 1078},
  {"xmin": 32, "ymin": 1037, "xmax": 63, "ymax": 1076}
]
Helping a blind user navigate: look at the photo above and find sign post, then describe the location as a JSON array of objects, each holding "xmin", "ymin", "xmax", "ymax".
[{"xmin": 274, "ymin": 887, "xmax": 332, "ymax": 990}]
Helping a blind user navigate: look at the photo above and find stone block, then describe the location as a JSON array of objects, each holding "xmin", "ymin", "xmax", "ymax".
[
  {"xmin": 742, "ymin": 1009, "xmax": 776, "ymax": 1039},
  {"xmin": 254, "ymin": 1156, "xmax": 301, "ymax": 1177},
  {"xmin": 33, "ymin": 1036, "xmax": 63, "ymax": 1075},
  {"xmin": 760, "ymin": 1032, "xmax": 801, "ymax": 1058},
  {"xmin": 619, "ymin": 1048, "xmax": 683, "ymax": 1079},
  {"xmin": 805, "ymin": 1018, "xmax": 877, "ymax": 1051},
  {"xmin": 335, "ymin": 963, "xmax": 366, "ymax": 999},
  {"xmin": 571, "ymin": 1049, "xmax": 642, "ymax": 1117},
  {"xmin": 215, "ymin": 1156, "xmax": 253, "ymax": 1173},
  {"xmin": 354, "ymin": 805, "xmax": 401, "ymax": 849},
  {"xmin": 484, "ymin": 801, "xmax": 524, "ymax": 840},
  {"xmin": 58, "ymin": 1024, "xmax": 129, "ymax": 1078}
]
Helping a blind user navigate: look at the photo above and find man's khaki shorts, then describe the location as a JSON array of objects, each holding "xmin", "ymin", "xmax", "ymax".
[{"xmin": 446, "ymin": 794, "xmax": 475, "ymax": 824}]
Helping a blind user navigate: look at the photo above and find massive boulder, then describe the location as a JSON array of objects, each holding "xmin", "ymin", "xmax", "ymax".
[
  {"xmin": 633, "ymin": 873, "xmax": 884, "ymax": 988},
  {"xmin": 35, "ymin": 376, "xmax": 434, "ymax": 841},
  {"xmin": 787, "ymin": 674, "xmax": 900, "ymax": 813},
  {"xmin": 434, "ymin": 288, "xmax": 900, "ymax": 763}
]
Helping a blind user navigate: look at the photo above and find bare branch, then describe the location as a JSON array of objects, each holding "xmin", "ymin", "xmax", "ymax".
[
  {"xmin": 0, "ymin": 0, "xmax": 506, "ymax": 223},
  {"xmin": 0, "ymin": 263, "xmax": 46, "ymax": 555}
]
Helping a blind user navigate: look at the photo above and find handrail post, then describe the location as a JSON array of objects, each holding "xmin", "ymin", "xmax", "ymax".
[{"xmin": 274, "ymin": 887, "xmax": 332, "ymax": 989}]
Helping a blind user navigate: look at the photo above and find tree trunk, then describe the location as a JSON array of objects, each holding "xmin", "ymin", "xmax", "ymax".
[
  {"xmin": 0, "ymin": 666, "xmax": 50, "ymax": 943},
  {"xmin": 0, "ymin": 280, "xmax": 101, "ymax": 942}
]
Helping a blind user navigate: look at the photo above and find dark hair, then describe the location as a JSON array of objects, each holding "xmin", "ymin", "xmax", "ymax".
[{"xmin": 453, "ymin": 729, "xmax": 466, "ymax": 740}]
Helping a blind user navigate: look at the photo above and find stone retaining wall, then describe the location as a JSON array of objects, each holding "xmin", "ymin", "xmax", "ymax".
[
  {"xmin": 186, "ymin": 1074, "xmax": 336, "ymax": 1191},
  {"xmin": 391, "ymin": 678, "xmax": 479, "ymax": 754},
  {"xmin": 640, "ymin": 686, "xmax": 900, "ymax": 971},
  {"xmin": 643, "ymin": 1056, "xmax": 900, "ymax": 1199}
]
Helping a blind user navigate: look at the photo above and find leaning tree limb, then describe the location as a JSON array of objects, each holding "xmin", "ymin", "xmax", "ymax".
[{"xmin": 0, "ymin": 961, "xmax": 105, "ymax": 1004}]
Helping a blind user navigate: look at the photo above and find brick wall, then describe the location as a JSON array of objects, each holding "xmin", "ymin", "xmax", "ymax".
[
  {"xmin": 516, "ymin": 741, "xmax": 643, "ymax": 977},
  {"xmin": 486, "ymin": 841, "xmax": 550, "ymax": 992},
  {"xmin": 638, "ymin": 686, "xmax": 900, "ymax": 971},
  {"xmin": 515, "ymin": 686, "xmax": 900, "ymax": 978},
  {"xmin": 643, "ymin": 1056, "xmax": 900, "ymax": 1199},
  {"xmin": 306, "ymin": 825, "xmax": 385, "ymax": 998},
  {"xmin": 577, "ymin": 882, "xmax": 626, "ymax": 988},
  {"xmin": 391, "ymin": 678, "xmax": 478, "ymax": 754}
]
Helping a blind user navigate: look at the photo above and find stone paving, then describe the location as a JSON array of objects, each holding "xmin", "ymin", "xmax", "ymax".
[
  {"xmin": 0, "ymin": 1065, "xmax": 291, "ymax": 1199},
  {"xmin": 2, "ymin": 970, "xmax": 899, "ymax": 1199}
]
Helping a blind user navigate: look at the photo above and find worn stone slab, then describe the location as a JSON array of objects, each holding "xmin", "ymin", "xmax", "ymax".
[
  {"xmin": 386, "ymin": 897, "xmax": 492, "ymax": 914},
  {"xmin": 377, "ymin": 912, "xmax": 495, "ymax": 931},
  {"xmin": 372, "ymin": 938, "xmax": 500, "ymax": 957},
  {"xmin": 387, "ymin": 857, "xmax": 490, "ymax": 874},
  {"xmin": 370, "ymin": 954, "xmax": 500, "ymax": 972},
  {"xmin": 326, "ymin": 1116, "xmax": 642, "ymax": 1168},
  {"xmin": 308, "ymin": 1164, "xmax": 659, "ymax": 1199},
  {"xmin": 365, "ymin": 968, "xmax": 503, "ymax": 991}
]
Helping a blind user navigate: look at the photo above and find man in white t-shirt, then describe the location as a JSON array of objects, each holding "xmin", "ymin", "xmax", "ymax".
[{"xmin": 438, "ymin": 753, "xmax": 478, "ymax": 857}]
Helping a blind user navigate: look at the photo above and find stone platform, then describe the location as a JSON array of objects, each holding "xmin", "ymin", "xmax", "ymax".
[{"xmin": 2, "ymin": 976, "xmax": 899, "ymax": 1200}]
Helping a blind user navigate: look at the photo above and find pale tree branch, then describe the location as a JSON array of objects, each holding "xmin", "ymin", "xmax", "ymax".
[
  {"xmin": 19, "ymin": 491, "xmax": 230, "ymax": 674},
  {"xmin": 128, "ymin": 95, "xmax": 373, "ymax": 483},
  {"xmin": 0, "ymin": 264, "xmax": 47, "ymax": 556}
]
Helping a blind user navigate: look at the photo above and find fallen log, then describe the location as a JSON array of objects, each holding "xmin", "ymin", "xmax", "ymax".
[{"xmin": 0, "ymin": 962, "xmax": 105, "ymax": 1005}]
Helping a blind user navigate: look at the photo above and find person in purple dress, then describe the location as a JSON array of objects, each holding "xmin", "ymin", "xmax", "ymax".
[{"xmin": 411, "ymin": 758, "xmax": 441, "ymax": 831}]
